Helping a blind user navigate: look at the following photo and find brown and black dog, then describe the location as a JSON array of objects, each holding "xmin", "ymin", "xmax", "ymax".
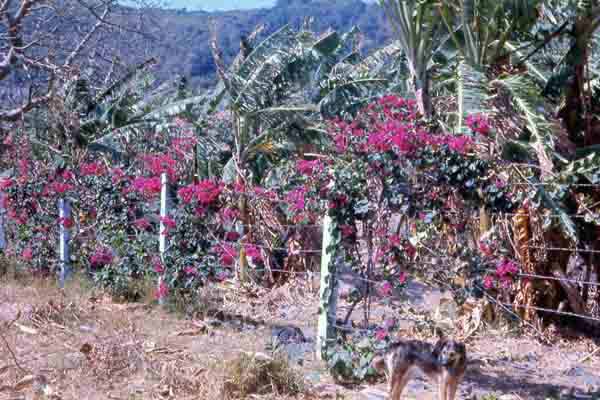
[{"xmin": 371, "ymin": 337, "xmax": 467, "ymax": 400}]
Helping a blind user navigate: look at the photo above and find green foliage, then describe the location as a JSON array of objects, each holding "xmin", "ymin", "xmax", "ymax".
[
  {"xmin": 439, "ymin": 0, "xmax": 541, "ymax": 67},
  {"xmin": 326, "ymin": 333, "xmax": 384, "ymax": 383},
  {"xmin": 456, "ymin": 61, "xmax": 488, "ymax": 133},
  {"xmin": 493, "ymin": 74, "xmax": 560, "ymax": 168}
]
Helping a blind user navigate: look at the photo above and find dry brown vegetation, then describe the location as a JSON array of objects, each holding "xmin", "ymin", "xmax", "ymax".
[
  {"xmin": 0, "ymin": 274, "xmax": 320, "ymax": 400},
  {"xmin": 1, "ymin": 272, "xmax": 599, "ymax": 400}
]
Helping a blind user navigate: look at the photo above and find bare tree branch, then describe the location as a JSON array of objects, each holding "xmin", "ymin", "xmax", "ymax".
[
  {"xmin": 0, "ymin": 0, "xmax": 158, "ymax": 122},
  {"xmin": 64, "ymin": 4, "xmax": 108, "ymax": 66}
]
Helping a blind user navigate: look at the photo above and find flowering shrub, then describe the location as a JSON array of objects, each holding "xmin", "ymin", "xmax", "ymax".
[
  {"xmin": 0, "ymin": 116, "xmax": 240, "ymax": 301},
  {"xmin": 0, "ymin": 96, "xmax": 520, "ymax": 321},
  {"xmin": 280, "ymin": 95, "xmax": 517, "ymax": 312},
  {"xmin": 484, "ymin": 258, "xmax": 519, "ymax": 289}
]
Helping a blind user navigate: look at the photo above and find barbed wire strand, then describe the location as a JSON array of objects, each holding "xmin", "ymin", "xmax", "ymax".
[
  {"xmin": 525, "ymin": 245, "xmax": 600, "ymax": 254},
  {"xmin": 474, "ymin": 284, "xmax": 547, "ymax": 339},
  {"xmin": 498, "ymin": 302, "xmax": 600, "ymax": 323},
  {"xmin": 63, "ymin": 230, "xmax": 600, "ymax": 288}
]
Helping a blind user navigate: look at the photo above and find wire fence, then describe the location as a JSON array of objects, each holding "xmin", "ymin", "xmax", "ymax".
[{"xmin": 3, "ymin": 173, "xmax": 600, "ymax": 335}]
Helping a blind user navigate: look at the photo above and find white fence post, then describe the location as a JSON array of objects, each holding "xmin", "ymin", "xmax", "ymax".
[
  {"xmin": 317, "ymin": 215, "xmax": 338, "ymax": 361},
  {"xmin": 0, "ymin": 192, "xmax": 6, "ymax": 252},
  {"xmin": 158, "ymin": 172, "xmax": 168, "ymax": 305},
  {"xmin": 58, "ymin": 198, "xmax": 71, "ymax": 288}
]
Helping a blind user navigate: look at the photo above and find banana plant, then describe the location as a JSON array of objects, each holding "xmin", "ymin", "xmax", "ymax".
[
  {"xmin": 24, "ymin": 58, "xmax": 186, "ymax": 164},
  {"xmin": 208, "ymin": 22, "xmax": 394, "ymax": 280},
  {"xmin": 438, "ymin": 0, "xmax": 540, "ymax": 67},
  {"xmin": 379, "ymin": 0, "xmax": 447, "ymax": 118}
]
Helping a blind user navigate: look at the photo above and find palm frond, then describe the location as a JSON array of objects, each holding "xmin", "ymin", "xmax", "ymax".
[
  {"xmin": 229, "ymin": 25, "xmax": 301, "ymax": 112},
  {"xmin": 493, "ymin": 74, "xmax": 558, "ymax": 175},
  {"xmin": 456, "ymin": 60, "xmax": 489, "ymax": 133}
]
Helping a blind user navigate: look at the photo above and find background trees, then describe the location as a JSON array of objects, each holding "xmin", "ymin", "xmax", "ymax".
[{"xmin": 0, "ymin": 0, "xmax": 162, "ymax": 122}]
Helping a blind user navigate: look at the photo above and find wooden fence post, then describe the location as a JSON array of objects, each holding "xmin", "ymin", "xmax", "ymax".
[
  {"xmin": 158, "ymin": 172, "xmax": 168, "ymax": 305},
  {"xmin": 58, "ymin": 198, "xmax": 71, "ymax": 288},
  {"xmin": 317, "ymin": 215, "xmax": 338, "ymax": 361}
]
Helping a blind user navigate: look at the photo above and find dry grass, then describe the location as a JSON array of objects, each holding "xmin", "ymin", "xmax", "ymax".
[
  {"xmin": 223, "ymin": 352, "xmax": 305, "ymax": 399},
  {"xmin": 0, "ymin": 273, "xmax": 319, "ymax": 400},
  {"xmin": 3, "ymin": 272, "xmax": 596, "ymax": 400}
]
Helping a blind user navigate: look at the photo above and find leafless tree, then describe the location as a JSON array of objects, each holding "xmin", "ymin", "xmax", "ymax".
[{"xmin": 0, "ymin": 0, "xmax": 162, "ymax": 123}]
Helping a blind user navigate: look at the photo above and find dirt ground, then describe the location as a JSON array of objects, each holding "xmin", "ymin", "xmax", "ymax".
[{"xmin": 0, "ymin": 275, "xmax": 599, "ymax": 400}]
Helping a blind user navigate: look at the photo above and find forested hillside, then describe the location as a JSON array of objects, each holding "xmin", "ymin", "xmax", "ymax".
[{"xmin": 154, "ymin": 0, "xmax": 391, "ymax": 86}]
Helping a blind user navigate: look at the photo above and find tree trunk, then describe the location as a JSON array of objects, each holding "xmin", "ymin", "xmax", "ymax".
[
  {"xmin": 413, "ymin": 72, "xmax": 433, "ymax": 119},
  {"xmin": 558, "ymin": 10, "xmax": 598, "ymax": 146},
  {"xmin": 512, "ymin": 208, "xmax": 539, "ymax": 322}
]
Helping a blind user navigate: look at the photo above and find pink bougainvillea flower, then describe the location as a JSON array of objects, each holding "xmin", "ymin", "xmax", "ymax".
[
  {"xmin": 404, "ymin": 244, "xmax": 416, "ymax": 259},
  {"xmin": 160, "ymin": 216, "xmax": 176, "ymax": 234},
  {"xmin": 152, "ymin": 257, "xmax": 165, "ymax": 274},
  {"xmin": 388, "ymin": 235, "xmax": 401, "ymax": 247},
  {"xmin": 220, "ymin": 207, "xmax": 239, "ymax": 223},
  {"xmin": 133, "ymin": 217, "xmax": 151, "ymax": 230},
  {"xmin": 328, "ymin": 194, "xmax": 348, "ymax": 210},
  {"xmin": 496, "ymin": 259, "xmax": 518, "ymax": 278},
  {"xmin": 180, "ymin": 180, "xmax": 224, "ymax": 205},
  {"xmin": 225, "ymin": 231, "xmax": 240, "ymax": 241},
  {"xmin": 183, "ymin": 266, "xmax": 197, "ymax": 275},
  {"xmin": 3, "ymin": 134, "xmax": 13, "ymax": 146},
  {"xmin": 177, "ymin": 184, "xmax": 196, "ymax": 204},
  {"xmin": 233, "ymin": 181, "xmax": 246, "ymax": 193},
  {"xmin": 214, "ymin": 243, "xmax": 237, "ymax": 266},
  {"xmin": 367, "ymin": 130, "xmax": 391, "ymax": 153},
  {"xmin": 244, "ymin": 244, "xmax": 262, "ymax": 262},
  {"xmin": 378, "ymin": 281, "xmax": 393, "ymax": 297},
  {"xmin": 156, "ymin": 281, "xmax": 169, "ymax": 300},
  {"xmin": 132, "ymin": 177, "xmax": 161, "ymax": 197},
  {"xmin": 21, "ymin": 246, "xmax": 33, "ymax": 261},
  {"xmin": 196, "ymin": 180, "xmax": 223, "ymax": 204},
  {"xmin": 398, "ymin": 272, "xmax": 407, "ymax": 284},
  {"xmin": 111, "ymin": 167, "xmax": 126, "ymax": 184},
  {"xmin": 50, "ymin": 182, "xmax": 74, "ymax": 194},
  {"xmin": 389, "ymin": 126, "xmax": 415, "ymax": 154},
  {"xmin": 483, "ymin": 275, "xmax": 495, "ymax": 289},
  {"xmin": 465, "ymin": 114, "xmax": 491, "ymax": 136},
  {"xmin": 494, "ymin": 259, "xmax": 519, "ymax": 288},
  {"xmin": 80, "ymin": 161, "xmax": 105, "ymax": 177},
  {"xmin": 375, "ymin": 328, "xmax": 388, "ymax": 341},
  {"xmin": 142, "ymin": 154, "xmax": 177, "ymax": 180},
  {"xmin": 18, "ymin": 159, "xmax": 29, "ymax": 176},
  {"xmin": 339, "ymin": 224, "xmax": 355, "ymax": 239},
  {"xmin": 297, "ymin": 159, "xmax": 323, "ymax": 177},
  {"xmin": 478, "ymin": 241, "xmax": 493, "ymax": 257},
  {"xmin": 447, "ymin": 135, "xmax": 473, "ymax": 154},
  {"xmin": 286, "ymin": 186, "xmax": 307, "ymax": 212},
  {"xmin": 0, "ymin": 178, "xmax": 12, "ymax": 190},
  {"xmin": 333, "ymin": 134, "xmax": 348, "ymax": 153},
  {"xmin": 58, "ymin": 217, "xmax": 74, "ymax": 229},
  {"xmin": 90, "ymin": 246, "xmax": 113, "ymax": 267},
  {"xmin": 194, "ymin": 205, "xmax": 207, "ymax": 217},
  {"xmin": 61, "ymin": 170, "xmax": 74, "ymax": 181}
]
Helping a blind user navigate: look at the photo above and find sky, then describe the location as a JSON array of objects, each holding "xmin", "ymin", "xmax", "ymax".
[{"xmin": 165, "ymin": 0, "xmax": 276, "ymax": 11}]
